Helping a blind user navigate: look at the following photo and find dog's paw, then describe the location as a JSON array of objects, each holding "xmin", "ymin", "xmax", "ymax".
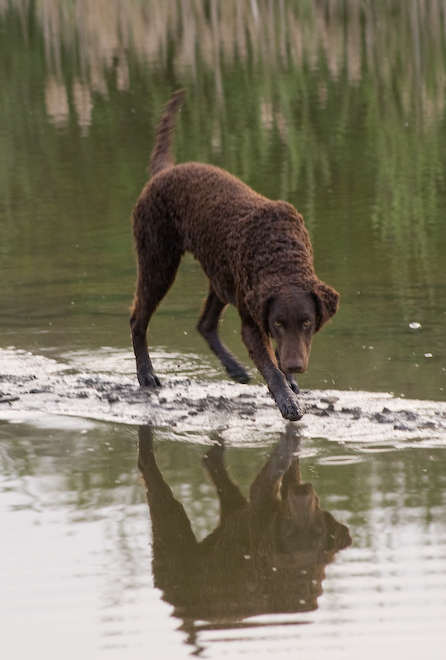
[
  {"xmin": 285, "ymin": 374, "xmax": 300, "ymax": 394},
  {"xmin": 229, "ymin": 366, "xmax": 251, "ymax": 384},
  {"xmin": 278, "ymin": 392, "xmax": 303, "ymax": 422},
  {"xmin": 222, "ymin": 356, "xmax": 251, "ymax": 384},
  {"xmin": 138, "ymin": 369, "xmax": 161, "ymax": 389}
]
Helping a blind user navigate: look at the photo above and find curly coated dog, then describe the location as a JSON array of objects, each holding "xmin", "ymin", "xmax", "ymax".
[{"xmin": 130, "ymin": 90, "xmax": 339, "ymax": 420}]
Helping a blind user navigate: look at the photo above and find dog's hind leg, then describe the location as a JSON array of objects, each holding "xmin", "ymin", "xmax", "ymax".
[
  {"xmin": 130, "ymin": 296, "xmax": 161, "ymax": 388},
  {"xmin": 197, "ymin": 286, "xmax": 250, "ymax": 383},
  {"xmin": 130, "ymin": 241, "xmax": 182, "ymax": 388}
]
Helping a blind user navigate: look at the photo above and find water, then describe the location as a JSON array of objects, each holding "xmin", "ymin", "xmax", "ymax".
[{"xmin": 1, "ymin": 1, "xmax": 446, "ymax": 658}]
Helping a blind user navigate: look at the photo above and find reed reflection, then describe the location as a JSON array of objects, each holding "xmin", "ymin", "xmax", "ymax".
[{"xmin": 138, "ymin": 426, "xmax": 351, "ymax": 624}]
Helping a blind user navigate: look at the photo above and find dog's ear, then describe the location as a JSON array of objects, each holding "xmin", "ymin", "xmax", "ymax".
[
  {"xmin": 312, "ymin": 282, "xmax": 340, "ymax": 331},
  {"xmin": 243, "ymin": 287, "xmax": 273, "ymax": 336},
  {"xmin": 261, "ymin": 295, "xmax": 276, "ymax": 336},
  {"xmin": 242, "ymin": 289, "xmax": 258, "ymax": 323}
]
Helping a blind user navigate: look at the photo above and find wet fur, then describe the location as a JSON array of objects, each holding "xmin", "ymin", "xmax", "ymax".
[{"xmin": 130, "ymin": 90, "xmax": 339, "ymax": 420}]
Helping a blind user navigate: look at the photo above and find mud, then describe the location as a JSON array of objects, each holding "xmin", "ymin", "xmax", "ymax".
[{"xmin": 1, "ymin": 347, "xmax": 446, "ymax": 446}]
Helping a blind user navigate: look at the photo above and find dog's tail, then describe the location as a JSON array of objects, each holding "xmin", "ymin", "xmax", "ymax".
[{"xmin": 149, "ymin": 89, "xmax": 185, "ymax": 177}]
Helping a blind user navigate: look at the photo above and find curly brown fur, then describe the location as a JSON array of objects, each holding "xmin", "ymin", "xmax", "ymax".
[{"xmin": 130, "ymin": 91, "xmax": 340, "ymax": 421}]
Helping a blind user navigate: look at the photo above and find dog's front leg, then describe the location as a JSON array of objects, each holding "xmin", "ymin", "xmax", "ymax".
[
  {"xmin": 241, "ymin": 321, "xmax": 303, "ymax": 421},
  {"xmin": 198, "ymin": 287, "xmax": 250, "ymax": 383}
]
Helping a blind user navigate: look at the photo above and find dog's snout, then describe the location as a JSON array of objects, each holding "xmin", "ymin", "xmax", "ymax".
[{"xmin": 283, "ymin": 358, "xmax": 306, "ymax": 374}]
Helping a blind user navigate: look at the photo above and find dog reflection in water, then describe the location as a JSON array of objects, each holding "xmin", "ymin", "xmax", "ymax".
[{"xmin": 138, "ymin": 426, "xmax": 351, "ymax": 623}]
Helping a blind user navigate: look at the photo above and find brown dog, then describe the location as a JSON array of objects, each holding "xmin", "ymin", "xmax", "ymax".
[{"xmin": 130, "ymin": 90, "xmax": 339, "ymax": 420}]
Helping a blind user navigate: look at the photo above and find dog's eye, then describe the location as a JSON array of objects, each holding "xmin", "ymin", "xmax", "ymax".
[
  {"xmin": 303, "ymin": 320, "xmax": 312, "ymax": 328},
  {"xmin": 273, "ymin": 320, "xmax": 282, "ymax": 328}
]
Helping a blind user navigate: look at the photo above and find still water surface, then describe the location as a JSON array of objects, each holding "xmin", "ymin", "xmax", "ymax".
[{"xmin": 1, "ymin": 1, "xmax": 446, "ymax": 658}]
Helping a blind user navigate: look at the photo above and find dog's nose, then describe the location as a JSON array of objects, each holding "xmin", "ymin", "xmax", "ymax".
[{"xmin": 284, "ymin": 359, "xmax": 306, "ymax": 374}]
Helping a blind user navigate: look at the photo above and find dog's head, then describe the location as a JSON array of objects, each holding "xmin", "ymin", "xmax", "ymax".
[{"xmin": 264, "ymin": 282, "xmax": 339, "ymax": 374}]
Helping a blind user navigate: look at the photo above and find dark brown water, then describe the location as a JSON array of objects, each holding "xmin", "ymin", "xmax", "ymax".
[{"xmin": 1, "ymin": 2, "xmax": 446, "ymax": 658}]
